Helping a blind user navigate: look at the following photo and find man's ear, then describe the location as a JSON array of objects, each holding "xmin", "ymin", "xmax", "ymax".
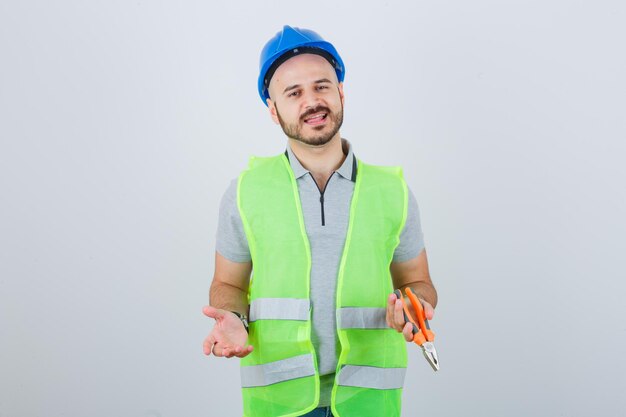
[
  {"xmin": 338, "ymin": 82, "xmax": 345, "ymax": 107},
  {"xmin": 267, "ymin": 98, "xmax": 280, "ymax": 125}
]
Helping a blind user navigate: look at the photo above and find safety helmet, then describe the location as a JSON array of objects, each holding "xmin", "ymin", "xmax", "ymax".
[{"xmin": 257, "ymin": 25, "xmax": 345, "ymax": 105}]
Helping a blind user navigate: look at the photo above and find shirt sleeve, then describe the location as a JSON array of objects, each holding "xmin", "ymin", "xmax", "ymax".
[
  {"xmin": 215, "ymin": 178, "xmax": 252, "ymax": 263},
  {"xmin": 392, "ymin": 185, "xmax": 425, "ymax": 263}
]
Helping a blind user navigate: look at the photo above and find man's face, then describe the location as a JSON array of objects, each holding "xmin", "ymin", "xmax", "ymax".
[{"xmin": 267, "ymin": 54, "xmax": 345, "ymax": 147}]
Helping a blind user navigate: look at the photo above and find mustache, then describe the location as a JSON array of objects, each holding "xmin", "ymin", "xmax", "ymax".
[{"xmin": 300, "ymin": 106, "xmax": 331, "ymax": 121}]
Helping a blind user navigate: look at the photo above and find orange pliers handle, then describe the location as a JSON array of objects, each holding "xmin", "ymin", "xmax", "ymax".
[{"xmin": 394, "ymin": 288, "xmax": 435, "ymax": 346}]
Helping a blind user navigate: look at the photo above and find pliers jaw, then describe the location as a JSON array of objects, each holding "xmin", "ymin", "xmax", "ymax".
[{"xmin": 421, "ymin": 342, "xmax": 439, "ymax": 372}]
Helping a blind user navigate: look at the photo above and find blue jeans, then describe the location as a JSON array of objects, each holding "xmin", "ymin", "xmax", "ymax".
[{"xmin": 300, "ymin": 407, "xmax": 333, "ymax": 416}]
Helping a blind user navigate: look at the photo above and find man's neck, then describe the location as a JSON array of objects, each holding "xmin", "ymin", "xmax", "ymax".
[{"xmin": 288, "ymin": 134, "xmax": 346, "ymax": 186}]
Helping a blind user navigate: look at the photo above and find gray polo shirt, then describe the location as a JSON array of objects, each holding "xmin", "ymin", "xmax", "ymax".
[{"xmin": 216, "ymin": 139, "xmax": 425, "ymax": 406}]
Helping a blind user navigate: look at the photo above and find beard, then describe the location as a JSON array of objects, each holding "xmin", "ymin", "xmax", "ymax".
[{"xmin": 276, "ymin": 103, "xmax": 344, "ymax": 147}]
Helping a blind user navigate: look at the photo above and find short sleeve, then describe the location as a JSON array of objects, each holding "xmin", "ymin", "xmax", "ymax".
[
  {"xmin": 392, "ymin": 185, "xmax": 425, "ymax": 263},
  {"xmin": 215, "ymin": 178, "xmax": 252, "ymax": 262}
]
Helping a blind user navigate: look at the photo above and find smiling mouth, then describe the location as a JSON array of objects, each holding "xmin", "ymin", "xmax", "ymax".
[{"xmin": 303, "ymin": 112, "xmax": 328, "ymax": 125}]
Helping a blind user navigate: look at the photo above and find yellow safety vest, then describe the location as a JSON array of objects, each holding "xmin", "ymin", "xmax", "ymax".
[{"xmin": 237, "ymin": 153, "xmax": 408, "ymax": 417}]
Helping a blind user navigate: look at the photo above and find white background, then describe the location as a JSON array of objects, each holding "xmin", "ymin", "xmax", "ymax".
[{"xmin": 1, "ymin": 1, "xmax": 625, "ymax": 416}]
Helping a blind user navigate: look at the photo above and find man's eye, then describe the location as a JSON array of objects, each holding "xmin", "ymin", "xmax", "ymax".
[
  {"xmin": 288, "ymin": 91, "xmax": 300, "ymax": 97},
  {"xmin": 317, "ymin": 85, "xmax": 328, "ymax": 90}
]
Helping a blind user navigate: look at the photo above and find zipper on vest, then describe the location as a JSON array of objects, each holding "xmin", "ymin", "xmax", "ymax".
[{"xmin": 309, "ymin": 171, "xmax": 335, "ymax": 226}]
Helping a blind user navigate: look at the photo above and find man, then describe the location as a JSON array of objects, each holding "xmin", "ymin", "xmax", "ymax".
[{"xmin": 203, "ymin": 25, "xmax": 437, "ymax": 417}]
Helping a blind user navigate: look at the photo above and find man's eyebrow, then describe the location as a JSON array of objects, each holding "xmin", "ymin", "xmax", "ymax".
[
  {"xmin": 283, "ymin": 84, "xmax": 301, "ymax": 94},
  {"xmin": 282, "ymin": 79, "xmax": 333, "ymax": 95}
]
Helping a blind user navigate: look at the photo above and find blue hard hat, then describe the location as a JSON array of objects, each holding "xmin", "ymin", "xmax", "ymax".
[{"xmin": 258, "ymin": 25, "xmax": 345, "ymax": 106}]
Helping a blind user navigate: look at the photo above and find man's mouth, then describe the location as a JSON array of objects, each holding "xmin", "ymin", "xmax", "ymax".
[{"xmin": 303, "ymin": 112, "xmax": 328, "ymax": 125}]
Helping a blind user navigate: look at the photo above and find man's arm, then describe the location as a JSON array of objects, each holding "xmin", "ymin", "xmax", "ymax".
[
  {"xmin": 209, "ymin": 251, "xmax": 252, "ymax": 315},
  {"xmin": 203, "ymin": 251, "xmax": 253, "ymax": 358},
  {"xmin": 391, "ymin": 248, "xmax": 437, "ymax": 309},
  {"xmin": 386, "ymin": 248, "xmax": 438, "ymax": 341}
]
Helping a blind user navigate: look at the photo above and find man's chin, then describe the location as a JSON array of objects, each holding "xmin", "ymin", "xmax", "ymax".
[
  {"xmin": 300, "ymin": 135, "xmax": 335, "ymax": 147},
  {"xmin": 302, "ymin": 125, "xmax": 336, "ymax": 143}
]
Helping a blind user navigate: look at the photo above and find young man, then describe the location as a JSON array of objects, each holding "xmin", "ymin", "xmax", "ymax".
[{"xmin": 203, "ymin": 25, "xmax": 438, "ymax": 417}]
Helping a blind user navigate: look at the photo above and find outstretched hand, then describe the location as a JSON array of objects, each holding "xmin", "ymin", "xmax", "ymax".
[
  {"xmin": 385, "ymin": 292, "xmax": 435, "ymax": 342},
  {"xmin": 203, "ymin": 306, "xmax": 253, "ymax": 358}
]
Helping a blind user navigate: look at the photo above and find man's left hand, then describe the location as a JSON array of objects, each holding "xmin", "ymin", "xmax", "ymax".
[{"xmin": 385, "ymin": 292, "xmax": 434, "ymax": 343}]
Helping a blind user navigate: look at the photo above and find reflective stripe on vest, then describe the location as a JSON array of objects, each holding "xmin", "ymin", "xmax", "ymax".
[
  {"xmin": 240, "ymin": 353, "xmax": 316, "ymax": 388},
  {"xmin": 338, "ymin": 307, "xmax": 388, "ymax": 329},
  {"xmin": 249, "ymin": 298, "xmax": 310, "ymax": 322},
  {"xmin": 337, "ymin": 365, "xmax": 406, "ymax": 390}
]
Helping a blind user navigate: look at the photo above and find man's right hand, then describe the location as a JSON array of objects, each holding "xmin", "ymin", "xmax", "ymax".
[{"xmin": 202, "ymin": 306, "xmax": 254, "ymax": 358}]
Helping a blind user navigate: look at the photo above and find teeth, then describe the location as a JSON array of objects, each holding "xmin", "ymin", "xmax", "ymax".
[{"xmin": 305, "ymin": 113, "xmax": 326, "ymax": 121}]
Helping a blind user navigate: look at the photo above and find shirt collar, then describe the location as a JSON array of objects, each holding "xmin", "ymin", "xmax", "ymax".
[{"xmin": 284, "ymin": 138, "xmax": 357, "ymax": 182}]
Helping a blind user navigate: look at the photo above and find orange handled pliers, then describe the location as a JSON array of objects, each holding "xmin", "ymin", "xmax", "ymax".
[{"xmin": 394, "ymin": 288, "xmax": 439, "ymax": 371}]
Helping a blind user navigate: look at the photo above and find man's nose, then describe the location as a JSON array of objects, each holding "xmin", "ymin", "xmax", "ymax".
[{"xmin": 301, "ymin": 88, "xmax": 323, "ymax": 108}]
